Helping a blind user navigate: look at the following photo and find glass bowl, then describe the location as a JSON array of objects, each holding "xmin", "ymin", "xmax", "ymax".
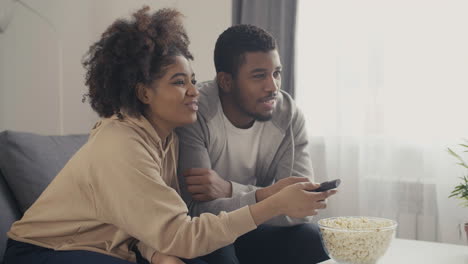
[{"xmin": 318, "ymin": 216, "xmax": 397, "ymax": 264}]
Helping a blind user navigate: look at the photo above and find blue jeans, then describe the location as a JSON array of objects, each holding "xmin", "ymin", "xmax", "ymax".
[
  {"xmin": 200, "ymin": 223, "xmax": 329, "ymax": 264},
  {"xmin": 3, "ymin": 239, "xmax": 207, "ymax": 264}
]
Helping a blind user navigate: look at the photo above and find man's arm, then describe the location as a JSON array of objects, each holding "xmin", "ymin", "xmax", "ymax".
[
  {"xmin": 277, "ymin": 107, "xmax": 314, "ymax": 181},
  {"xmin": 261, "ymin": 106, "xmax": 316, "ymax": 226},
  {"xmin": 176, "ymin": 114, "xmax": 260, "ymax": 216},
  {"xmin": 176, "ymin": 106, "xmax": 316, "ymax": 221}
]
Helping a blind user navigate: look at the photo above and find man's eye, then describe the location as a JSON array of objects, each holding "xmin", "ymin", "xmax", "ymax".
[{"xmin": 253, "ymin": 74, "xmax": 266, "ymax": 79}]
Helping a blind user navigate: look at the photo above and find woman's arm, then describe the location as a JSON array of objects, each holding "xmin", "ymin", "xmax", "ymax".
[
  {"xmin": 89, "ymin": 132, "xmax": 257, "ymax": 259},
  {"xmin": 89, "ymin": 129, "xmax": 335, "ymax": 260}
]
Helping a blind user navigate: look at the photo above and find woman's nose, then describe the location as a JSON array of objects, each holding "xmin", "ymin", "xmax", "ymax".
[{"xmin": 187, "ymin": 83, "xmax": 200, "ymax": 97}]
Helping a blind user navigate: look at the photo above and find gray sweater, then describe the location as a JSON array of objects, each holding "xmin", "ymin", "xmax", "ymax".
[{"xmin": 176, "ymin": 80, "xmax": 314, "ymax": 226}]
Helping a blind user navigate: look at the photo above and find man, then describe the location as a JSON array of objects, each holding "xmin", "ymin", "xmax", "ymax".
[{"xmin": 176, "ymin": 24, "xmax": 331, "ymax": 264}]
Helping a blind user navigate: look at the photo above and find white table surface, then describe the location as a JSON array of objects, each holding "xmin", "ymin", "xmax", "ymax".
[{"xmin": 319, "ymin": 238, "xmax": 468, "ymax": 264}]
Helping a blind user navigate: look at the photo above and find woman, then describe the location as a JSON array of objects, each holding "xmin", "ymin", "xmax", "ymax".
[{"xmin": 3, "ymin": 7, "xmax": 335, "ymax": 264}]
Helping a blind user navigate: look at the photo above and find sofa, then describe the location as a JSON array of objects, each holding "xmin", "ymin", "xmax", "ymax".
[{"xmin": 0, "ymin": 130, "xmax": 88, "ymax": 263}]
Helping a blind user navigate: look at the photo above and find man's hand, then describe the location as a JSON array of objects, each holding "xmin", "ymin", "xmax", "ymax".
[
  {"xmin": 183, "ymin": 168, "xmax": 232, "ymax": 202},
  {"xmin": 256, "ymin": 177, "xmax": 312, "ymax": 202}
]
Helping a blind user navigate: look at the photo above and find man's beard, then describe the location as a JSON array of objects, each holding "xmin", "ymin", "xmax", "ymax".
[
  {"xmin": 248, "ymin": 111, "xmax": 273, "ymax": 122},
  {"xmin": 233, "ymin": 88, "xmax": 274, "ymax": 122}
]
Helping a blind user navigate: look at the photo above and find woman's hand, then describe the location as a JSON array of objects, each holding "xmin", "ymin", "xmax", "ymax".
[
  {"xmin": 151, "ymin": 252, "xmax": 185, "ymax": 264},
  {"xmin": 249, "ymin": 182, "xmax": 337, "ymax": 225},
  {"xmin": 255, "ymin": 176, "xmax": 312, "ymax": 202},
  {"xmin": 272, "ymin": 182, "xmax": 337, "ymax": 218}
]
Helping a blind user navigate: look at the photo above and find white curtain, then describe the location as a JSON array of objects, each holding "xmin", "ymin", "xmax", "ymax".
[{"xmin": 296, "ymin": 0, "xmax": 468, "ymax": 245}]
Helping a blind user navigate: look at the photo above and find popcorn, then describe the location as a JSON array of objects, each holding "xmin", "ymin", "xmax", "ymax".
[{"xmin": 318, "ymin": 217, "xmax": 397, "ymax": 264}]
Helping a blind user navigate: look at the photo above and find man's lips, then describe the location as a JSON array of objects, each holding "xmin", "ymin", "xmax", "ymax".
[
  {"xmin": 259, "ymin": 96, "xmax": 277, "ymax": 103},
  {"xmin": 259, "ymin": 96, "xmax": 277, "ymax": 110}
]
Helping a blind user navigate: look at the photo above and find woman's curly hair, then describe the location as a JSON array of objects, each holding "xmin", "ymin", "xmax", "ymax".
[{"xmin": 82, "ymin": 6, "xmax": 193, "ymax": 118}]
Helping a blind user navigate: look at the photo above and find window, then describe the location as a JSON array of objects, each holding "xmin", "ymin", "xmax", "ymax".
[{"xmin": 296, "ymin": 0, "xmax": 468, "ymax": 138}]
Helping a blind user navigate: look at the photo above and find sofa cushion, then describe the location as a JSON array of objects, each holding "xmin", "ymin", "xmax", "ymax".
[
  {"xmin": 0, "ymin": 170, "xmax": 21, "ymax": 262},
  {"xmin": 0, "ymin": 131, "xmax": 88, "ymax": 214}
]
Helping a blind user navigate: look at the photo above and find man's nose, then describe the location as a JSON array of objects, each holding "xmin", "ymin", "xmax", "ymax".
[{"xmin": 265, "ymin": 76, "xmax": 280, "ymax": 93}]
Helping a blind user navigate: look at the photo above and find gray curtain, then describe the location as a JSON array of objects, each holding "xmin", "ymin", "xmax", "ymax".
[{"xmin": 232, "ymin": 0, "xmax": 297, "ymax": 98}]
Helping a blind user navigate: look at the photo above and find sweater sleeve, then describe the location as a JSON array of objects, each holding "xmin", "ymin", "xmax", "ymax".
[
  {"xmin": 137, "ymin": 242, "xmax": 157, "ymax": 262},
  {"xmin": 290, "ymin": 107, "xmax": 315, "ymax": 180},
  {"xmin": 261, "ymin": 106, "xmax": 315, "ymax": 226},
  {"xmin": 89, "ymin": 129, "xmax": 256, "ymax": 259}
]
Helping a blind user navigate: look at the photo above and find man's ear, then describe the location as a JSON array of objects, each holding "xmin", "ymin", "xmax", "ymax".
[
  {"xmin": 217, "ymin": 72, "xmax": 233, "ymax": 94},
  {"xmin": 135, "ymin": 83, "xmax": 151, "ymax": 104}
]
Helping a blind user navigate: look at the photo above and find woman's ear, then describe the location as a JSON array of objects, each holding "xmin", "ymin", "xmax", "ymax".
[
  {"xmin": 217, "ymin": 72, "xmax": 233, "ymax": 94},
  {"xmin": 136, "ymin": 83, "xmax": 151, "ymax": 104}
]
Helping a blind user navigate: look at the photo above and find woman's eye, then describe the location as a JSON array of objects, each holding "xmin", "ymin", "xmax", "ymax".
[
  {"xmin": 173, "ymin": 80, "xmax": 185, "ymax": 86},
  {"xmin": 273, "ymin": 71, "xmax": 282, "ymax": 78},
  {"xmin": 191, "ymin": 79, "xmax": 197, "ymax": 85}
]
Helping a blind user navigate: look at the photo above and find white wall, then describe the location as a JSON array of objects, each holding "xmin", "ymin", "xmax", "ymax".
[{"xmin": 0, "ymin": 0, "xmax": 231, "ymax": 135}]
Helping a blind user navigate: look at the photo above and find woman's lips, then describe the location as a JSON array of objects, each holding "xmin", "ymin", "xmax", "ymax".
[{"xmin": 186, "ymin": 101, "xmax": 198, "ymax": 111}]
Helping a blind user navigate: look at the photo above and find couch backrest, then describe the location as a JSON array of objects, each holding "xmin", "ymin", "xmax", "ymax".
[
  {"xmin": 0, "ymin": 131, "xmax": 88, "ymax": 262},
  {"xmin": 0, "ymin": 170, "xmax": 21, "ymax": 262}
]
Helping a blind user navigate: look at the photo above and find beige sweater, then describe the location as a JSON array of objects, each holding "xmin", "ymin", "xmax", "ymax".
[{"xmin": 8, "ymin": 114, "xmax": 256, "ymax": 262}]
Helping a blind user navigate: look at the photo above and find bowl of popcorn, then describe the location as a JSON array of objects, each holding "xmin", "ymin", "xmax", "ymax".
[{"xmin": 318, "ymin": 216, "xmax": 397, "ymax": 264}]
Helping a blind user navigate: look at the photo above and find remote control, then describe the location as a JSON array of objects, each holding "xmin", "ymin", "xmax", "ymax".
[{"xmin": 311, "ymin": 179, "xmax": 341, "ymax": 192}]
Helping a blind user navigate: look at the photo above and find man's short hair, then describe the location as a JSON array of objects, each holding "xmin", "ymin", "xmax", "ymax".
[{"xmin": 214, "ymin": 24, "xmax": 276, "ymax": 77}]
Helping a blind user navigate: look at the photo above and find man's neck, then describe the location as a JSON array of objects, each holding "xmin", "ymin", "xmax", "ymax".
[{"xmin": 219, "ymin": 94, "xmax": 254, "ymax": 129}]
